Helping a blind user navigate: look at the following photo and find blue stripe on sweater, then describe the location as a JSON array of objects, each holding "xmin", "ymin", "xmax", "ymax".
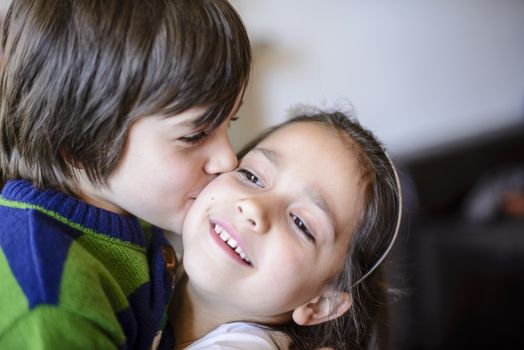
[
  {"xmin": 0, "ymin": 207, "xmax": 80, "ymax": 309},
  {"xmin": 117, "ymin": 226, "xmax": 174, "ymax": 349}
]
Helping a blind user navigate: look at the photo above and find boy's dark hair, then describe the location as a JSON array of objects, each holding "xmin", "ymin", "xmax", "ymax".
[
  {"xmin": 0, "ymin": 0, "xmax": 251, "ymax": 194},
  {"xmin": 238, "ymin": 109, "xmax": 401, "ymax": 350}
]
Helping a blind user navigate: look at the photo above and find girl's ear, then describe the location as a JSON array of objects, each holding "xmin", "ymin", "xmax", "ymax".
[{"xmin": 292, "ymin": 289, "xmax": 352, "ymax": 326}]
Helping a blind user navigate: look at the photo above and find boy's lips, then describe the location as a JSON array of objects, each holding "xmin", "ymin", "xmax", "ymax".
[{"xmin": 209, "ymin": 219, "xmax": 254, "ymax": 267}]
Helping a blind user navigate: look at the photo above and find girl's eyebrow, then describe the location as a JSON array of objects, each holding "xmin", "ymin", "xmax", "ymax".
[
  {"xmin": 251, "ymin": 147, "xmax": 281, "ymax": 168},
  {"xmin": 306, "ymin": 188, "xmax": 336, "ymax": 238}
]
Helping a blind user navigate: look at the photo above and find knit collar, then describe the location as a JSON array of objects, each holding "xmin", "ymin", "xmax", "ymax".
[{"xmin": 1, "ymin": 179, "xmax": 146, "ymax": 248}]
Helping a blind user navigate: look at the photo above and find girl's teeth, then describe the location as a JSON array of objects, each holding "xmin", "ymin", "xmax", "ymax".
[
  {"xmin": 214, "ymin": 223, "xmax": 251, "ymax": 264},
  {"xmin": 219, "ymin": 231, "xmax": 230, "ymax": 241},
  {"xmin": 227, "ymin": 238, "xmax": 238, "ymax": 249}
]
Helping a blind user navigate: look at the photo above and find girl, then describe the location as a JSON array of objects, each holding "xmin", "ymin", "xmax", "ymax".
[{"xmin": 170, "ymin": 108, "xmax": 402, "ymax": 349}]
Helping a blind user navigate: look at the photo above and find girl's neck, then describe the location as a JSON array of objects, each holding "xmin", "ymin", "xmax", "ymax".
[
  {"xmin": 170, "ymin": 273, "xmax": 292, "ymax": 349},
  {"xmin": 171, "ymin": 274, "xmax": 234, "ymax": 349}
]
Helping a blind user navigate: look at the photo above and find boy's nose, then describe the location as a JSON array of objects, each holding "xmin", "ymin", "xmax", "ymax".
[
  {"xmin": 235, "ymin": 198, "xmax": 270, "ymax": 234},
  {"xmin": 204, "ymin": 137, "xmax": 238, "ymax": 175}
]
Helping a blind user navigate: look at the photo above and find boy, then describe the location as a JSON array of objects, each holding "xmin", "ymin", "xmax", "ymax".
[{"xmin": 0, "ymin": 0, "xmax": 251, "ymax": 348}]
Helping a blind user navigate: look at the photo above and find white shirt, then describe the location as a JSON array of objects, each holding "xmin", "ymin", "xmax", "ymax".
[{"xmin": 184, "ymin": 322, "xmax": 289, "ymax": 350}]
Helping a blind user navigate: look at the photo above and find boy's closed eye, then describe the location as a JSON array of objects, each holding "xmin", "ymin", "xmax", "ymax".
[
  {"xmin": 178, "ymin": 131, "xmax": 209, "ymax": 145},
  {"xmin": 228, "ymin": 116, "xmax": 239, "ymax": 127},
  {"xmin": 179, "ymin": 113, "xmax": 240, "ymax": 145}
]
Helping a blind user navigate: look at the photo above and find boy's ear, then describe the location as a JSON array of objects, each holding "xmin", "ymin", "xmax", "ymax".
[{"xmin": 292, "ymin": 289, "xmax": 352, "ymax": 326}]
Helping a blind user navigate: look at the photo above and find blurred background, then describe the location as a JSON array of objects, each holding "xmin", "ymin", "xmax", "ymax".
[
  {"xmin": 1, "ymin": 0, "xmax": 523, "ymax": 348},
  {"xmin": 227, "ymin": 0, "xmax": 524, "ymax": 158},
  {"xmin": 228, "ymin": 1, "xmax": 524, "ymax": 349}
]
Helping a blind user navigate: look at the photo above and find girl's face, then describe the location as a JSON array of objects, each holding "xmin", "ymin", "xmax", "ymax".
[{"xmin": 182, "ymin": 122, "xmax": 365, "ymax": 323}]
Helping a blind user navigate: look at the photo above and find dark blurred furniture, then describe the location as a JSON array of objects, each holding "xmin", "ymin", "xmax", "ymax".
[{"xmin": 388, "ymin": 122, "xmax": 524, "ymax": 350}]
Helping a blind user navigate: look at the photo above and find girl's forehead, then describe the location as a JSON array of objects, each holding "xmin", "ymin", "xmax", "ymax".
[
  {"xmin": 261, "ymin": 121, "xmax": 351, "ymax": 147},
  {"xmin": 256, "ymin": 122, "xmax": 359, "ymax": 172}
]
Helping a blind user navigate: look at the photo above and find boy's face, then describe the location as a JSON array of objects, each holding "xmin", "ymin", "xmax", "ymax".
[
  {"xmin": 81, "ymin": 103, "xmax": 240, "ymax": 233},
  {"xmin": 182, "ymin": 122, "xmax": 365, "ymax": 323}
]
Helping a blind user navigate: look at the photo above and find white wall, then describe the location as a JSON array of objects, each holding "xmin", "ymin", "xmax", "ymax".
[{"xmin": 228, "ymin": 0, "xmax": 524, "ymax": 157}]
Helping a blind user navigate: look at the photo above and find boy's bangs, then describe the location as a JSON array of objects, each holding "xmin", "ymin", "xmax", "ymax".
[{"xmin": 136, "ymin": 0, "xmax": 251, "ymax": 130}]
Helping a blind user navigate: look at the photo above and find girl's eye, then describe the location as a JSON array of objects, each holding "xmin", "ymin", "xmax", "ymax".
[
  {"xmin": 290, "ymin": 213, "xmax": 316, "ymax": 243},
  {"xmin": 178, "ymin": 131, "xmax": 209, "ymax": 145},
  {"xmin": 237, "ymin": 168, "xmax": 264, "ymax": 187}
]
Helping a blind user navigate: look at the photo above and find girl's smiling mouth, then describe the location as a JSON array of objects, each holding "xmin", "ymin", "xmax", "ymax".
[{"xmin": 209, "ymin": 220, "xmax": 254, "ymax": 267}]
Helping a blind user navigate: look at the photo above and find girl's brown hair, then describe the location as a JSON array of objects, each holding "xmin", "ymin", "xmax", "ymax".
[{"xmin": 239, "ymin": 108, "xmax": 402, "ymax": 349}]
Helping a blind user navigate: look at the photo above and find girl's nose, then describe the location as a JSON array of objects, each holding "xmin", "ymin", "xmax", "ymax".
[{"xmin": 235, "ymin": 198, "xmax": 270, "ymax": 234}]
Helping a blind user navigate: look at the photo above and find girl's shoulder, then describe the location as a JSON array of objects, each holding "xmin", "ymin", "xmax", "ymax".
[{"xmin": 184, "ymin": 322, "xmax": 289, "ymax": 350}]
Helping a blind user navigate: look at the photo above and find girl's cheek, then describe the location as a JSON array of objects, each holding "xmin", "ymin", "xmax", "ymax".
[{"xmin": 273, "ymin": 244, "xmax": 304, "ymax": 274}]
